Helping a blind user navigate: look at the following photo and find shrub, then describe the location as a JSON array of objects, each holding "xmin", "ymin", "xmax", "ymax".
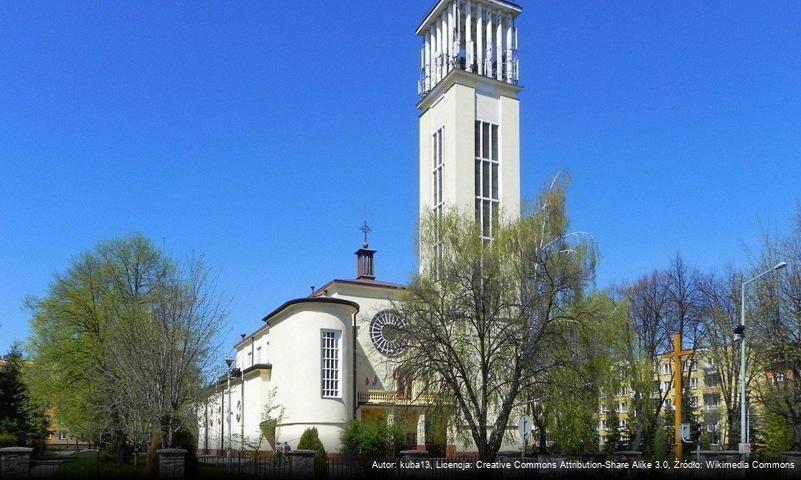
[
  {"xmin": 759, "ymin": 412, "xmax": 793, "ymax": 461},
  {"xmin": 340, "ymin": 417, "xmax": 407, "ymax": 459},
  {"xmin": 652, "ymin": 427, "xmax": 670, "ymax": 461},
  {"xmin": 0, "ymin": 432, "xmax": 19, "ymax": 447},
  {"xmin": 297, "ymin": 427, "xmax": 327, "ymax": 477},
  {"xmin": 699, "ymin": 432, "xmax": 711, "ymax": 450}
]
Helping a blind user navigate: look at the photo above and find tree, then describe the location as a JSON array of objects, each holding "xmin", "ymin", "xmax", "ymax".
[
  {"xmin": 614, "ymin": 255, "xmax": 707, "ymax": 455},
  {"xmin": 393, "ymin": 176, "xmax": 596, "ymax": 461},
  {"xmin": 258, "ymin": 387, "xmax": 284, "ymax": 451},
  {"xmin": 539, "ymin": 293, "xmax": 619, "ymax": 454},
  {"xmin": 297, "ymin": 427, "xmax": 327, "ymax": 477},
  {"xmin": 604, "ymin": 400, "xmax": 621, "ymax": 453},
  {"xmin": 664, "ymin": 254, "xmax": 705, "ymax": 427},
  {"xmin": 616, "ymin": 272, "xmax": 672, "ymax": 455},
  {"xmin": 749, "ymin": 208, "xmax": 801, "ymax": 449},
  {"xmin": 0, "ymin": 344, "xmax": 47, "ymax": 446},
  {"xmin": 695, "ymin": 268, "xmax": 756, "ymax": 448},
  {"xmin": 25, "ymin": 233, "xmax": 226, "ymax": 455}
]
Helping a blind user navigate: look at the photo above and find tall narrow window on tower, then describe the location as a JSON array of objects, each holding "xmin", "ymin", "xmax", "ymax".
[
  {"xmin": 475, "ymin": 121, "xmax": 499, "ymax": 241},
  {"xmin": 432, "ymin": 127, "xmax": 445, "ymax": 221},
  {"xmin": 432, "ymin": 127, "xmax": 445, "ymax": 270}
]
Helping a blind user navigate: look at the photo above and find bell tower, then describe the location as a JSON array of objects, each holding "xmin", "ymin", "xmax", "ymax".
[{"xmin": 416, "ymin": 0, "xmax": 522, "ymax": 244}]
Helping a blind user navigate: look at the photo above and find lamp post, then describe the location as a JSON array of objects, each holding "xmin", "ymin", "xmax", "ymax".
[{"xmin": 737, "ymin": 261, "xmax": 786, "ymax": 454}]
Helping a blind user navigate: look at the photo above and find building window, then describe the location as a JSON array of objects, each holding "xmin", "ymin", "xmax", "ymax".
[
  {"xmin": 321, "ymin": 330, "xmax": 341, "ymax": 398},
  {"xmin": 663, "ymin": 381, "xmax": 671, "ymax": 392},
  {"xmin": 247, "ymin": 351, "xmax": 252, "ymax": 367},
  {"xmin": 59, "ymin": 432, "xmax": 68, "ymax": 440},
  {"xmin": 432, "ymin": 127, "xmax": 445, "ymax": 270},
  {"xmin": 689, "ymin": 377, "xmax": 698, "ymax": 389},
  {"xmin": 661, "ymin": 363, "xmax": 671, "ymax": 375},
  {"xmin": 475, "ymin": 121, "xmax": 499, "ymax": 241},
  {"xmin": 705, "ymin": 374, "xmax": 720, "ymax": 387},
  {"xmin": 432, "ymin": 127, "xmax": 445, "ymax": 219},
  {"xmin": 704, "ymin": 394, "xmax": 721, "ymax": 410},
  {"xmin": 256, "ymin": 346, "xmax": 262, "ymax": 364}
]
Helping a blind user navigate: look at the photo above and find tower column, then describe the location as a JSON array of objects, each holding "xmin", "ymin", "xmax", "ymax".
[
  {"xmin": 514, "ymin": 23, "xmax": 519, "ymax": 82},
  {"xmin": 476, "ymin": 3, "xmax": 483, "ymax": 75},
  {"xmin": 485, "ymin": 11, "xmax": 492, "ymax": 77},
  {"xmin": 465, "ymin": 0, "xmax": 473, "ymax": 72},
  {"xmin": 440, "ymin": 13, "xmax": 447, "ymax": 81},
  {"xmin": 425, "ymin": 30, "xmax": 432, "ymax": 90},
  {"xmin": 495, "ymin": 11, "xmax": 503, "ymax": 81},
  {"xmin": 435, "ymin": 16, "xmax": 442, "ymax": 83},
  {"xmin": 446, "ymin": 3, "xmax": 453, "ymax": 73},
  {"xmin": 505, "ymin": 16, "xmax": 513, "ymax": 83}
]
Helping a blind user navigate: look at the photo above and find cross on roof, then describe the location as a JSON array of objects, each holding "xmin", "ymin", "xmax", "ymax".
[{"xmin": 360, "ymin": 220, "xmax": 371, "ymax": 245}]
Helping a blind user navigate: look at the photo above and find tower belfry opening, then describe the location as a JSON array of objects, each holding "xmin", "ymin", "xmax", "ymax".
[{"xmin": 417, "ymin": 0, "xmax": 521, "ymax": 97}]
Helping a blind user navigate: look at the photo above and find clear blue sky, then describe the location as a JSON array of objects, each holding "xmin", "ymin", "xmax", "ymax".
[{"xmin": 2, "ymin": 1, "xmax": 800, "ymax": 356}]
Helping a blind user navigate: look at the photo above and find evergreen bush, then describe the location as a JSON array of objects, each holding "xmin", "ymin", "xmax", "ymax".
[
  {"xmin": 0, "ymin": 432, "xmax": 18, "ymax": 447},
  {"xmin": 297, "ymin": 427, "xmax": 327, "ymax": 477},
  {"xmin": 652, "ymin": 427, "xmax": 670, "ymax": 461}
]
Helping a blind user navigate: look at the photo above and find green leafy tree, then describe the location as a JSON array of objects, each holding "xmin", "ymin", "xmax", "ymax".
[
  {"xmin": 297, "ymin": 427, "xmax": 327, "ymax": 477},
  {"xmin": 605, "ymin": 402, "xmax": 621, "ymax": 453},
  {"xmin": 654, "ymin": 408, "xmax": 674, "ymax": 460},
  {"xmin": 695, "ymin": 268, "xmax": 753, "ymax": 448},
  {"xmin": 394, "ymin": 175, "xmax": 597, "ymax": 461},
  {"xmin": 25, "ymin": 233, "xmax": 225, "ymax": 455},
  {"xmin": 542, "ymin": 294, "xmax": 618, "ymax": 454},
  {"xmin": 758, "ymin": 412, "xmax": 793, "ymax": 461},
  {"xmin": 0, "ymin": 344, "xmax": 48, "ymax": 446},
  {"xmin": 749, "ymin": 209, "xmax": 801, "ymax": 449},
  {"xmin": 258, "ymin": 388, "xmax": 284, "ymax": 451},
  {"xmin": 652, "ymin": 427, "xmax": 670, "ymax": 461}
]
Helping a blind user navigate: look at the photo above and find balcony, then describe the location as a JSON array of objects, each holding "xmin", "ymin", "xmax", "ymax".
[{"xmin": 358, "ymin": 389, "xmax": 437, "ymax": 406}]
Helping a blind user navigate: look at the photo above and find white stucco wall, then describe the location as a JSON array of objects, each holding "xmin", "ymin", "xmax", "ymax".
[
  {"xmin": 321, "ymin": 283, "xmax": 403, "ymax": 395},
  {"xmin": 267, "ymin": 300, "xmax": 357, "ymax": 453},
  {"xmin": 418, "ymin": 70, "xmax": 521, "ymax": 226}
]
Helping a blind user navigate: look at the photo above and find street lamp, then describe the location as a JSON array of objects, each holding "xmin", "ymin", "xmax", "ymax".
[{"xmin": 737, "ymin": 261, "xmax": 786, "ymax": 453}]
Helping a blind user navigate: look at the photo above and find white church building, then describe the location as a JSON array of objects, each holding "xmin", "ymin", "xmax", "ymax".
[{"xmin": 199, "ymin": 0, "xmax": 523, "ymax": 457}]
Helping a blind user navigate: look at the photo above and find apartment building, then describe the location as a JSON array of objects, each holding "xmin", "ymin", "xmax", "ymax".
[{"xmin": 598, "ymin": 349, "xmax": 728, "ymax": 450}]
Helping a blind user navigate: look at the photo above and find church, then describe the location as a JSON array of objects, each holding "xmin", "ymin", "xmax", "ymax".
[{"xmin": 199, "ymin": 0, "xmax": 523, "ymax": 456}]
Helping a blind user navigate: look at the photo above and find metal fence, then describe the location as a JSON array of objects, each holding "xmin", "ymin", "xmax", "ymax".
[{"xmin": 198, "ymin": 453, "xmax": 292, "ymax": 479}]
